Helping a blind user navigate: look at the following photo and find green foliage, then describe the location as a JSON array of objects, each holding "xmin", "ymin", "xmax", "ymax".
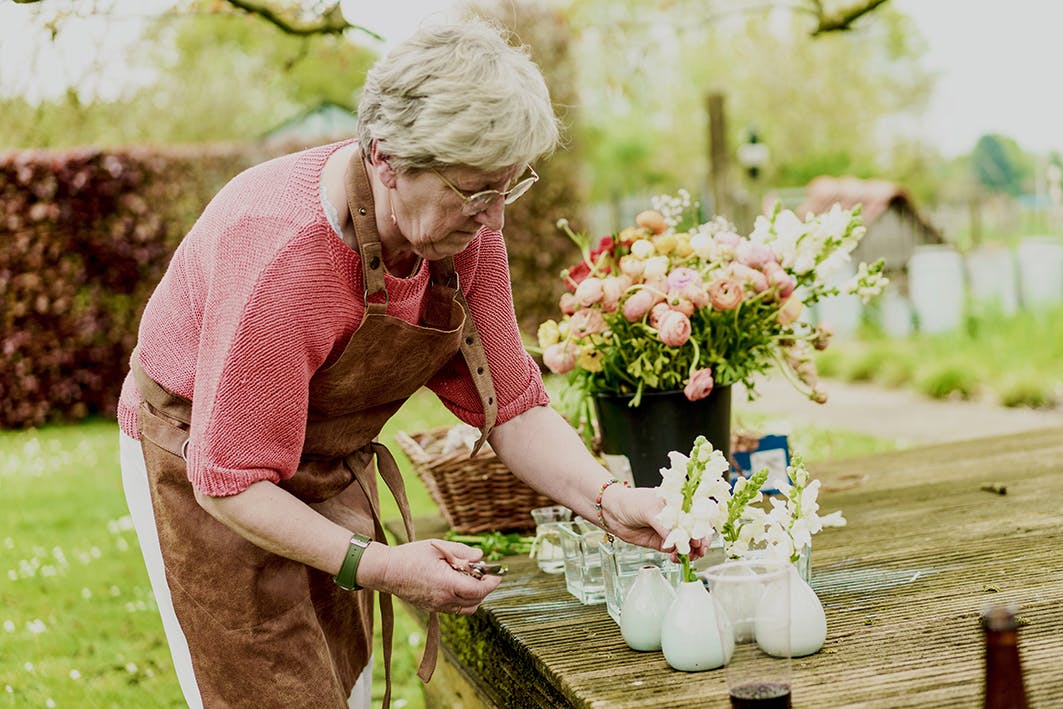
[
  {"xmin": 970, "ymin": 133, "xmax": 1031, "ymax": 196},
  {"xmin": 819, "ymin": 305, "xmax": 1063, "ymax": 408},
  {"xmin": 566, "ymin": 1, "xmax": 931, "ymax": 202},
  {"xmin": 0, "ymin": 5, "xmax": 376, "ymax": 149}
]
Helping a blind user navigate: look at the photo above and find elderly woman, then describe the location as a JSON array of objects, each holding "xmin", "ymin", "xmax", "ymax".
[{"xmin": 117, "ymin": 19, "xmax": 696, "ymax": 708}]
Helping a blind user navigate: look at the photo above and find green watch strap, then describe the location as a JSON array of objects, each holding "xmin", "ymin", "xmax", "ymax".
[{"xmin": 334, "ymin": 533, "xmax": 372, "ymax": 591}]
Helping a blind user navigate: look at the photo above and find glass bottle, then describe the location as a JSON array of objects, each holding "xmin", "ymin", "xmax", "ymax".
[{"xmin": 982, "ymin": 606, "xmax": 1029, "ymax": 709}]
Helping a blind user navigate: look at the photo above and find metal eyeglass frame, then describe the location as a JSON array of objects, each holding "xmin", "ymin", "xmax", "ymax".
[{"xmin": 432, "ymin": 164, "xmax": 539, "ymax": 216}]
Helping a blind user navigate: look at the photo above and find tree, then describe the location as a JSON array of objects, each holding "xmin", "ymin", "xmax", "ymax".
[
  {"xmin": 565, "ymin": 1, "xmax": 931, "ymax": 203},
  {"xmin": 12, "ymin": 0, "xmax": 887, "ymax": 39},
  {"xmin": 0, "ymin": 1, "xmax": 377, "ymax": 148},
  {"xmin": 971, "ymin": 133, "xmax": 1030, "ymax": 196}
]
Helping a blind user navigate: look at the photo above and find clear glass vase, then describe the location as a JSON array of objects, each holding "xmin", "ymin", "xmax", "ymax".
[
  {"xmin": 558, "ymin": 519, "xmax": 608, "ymax": 604},
  {"xmin": 598, "ymin": 537, "xmax": 681, "ymax": 625}
]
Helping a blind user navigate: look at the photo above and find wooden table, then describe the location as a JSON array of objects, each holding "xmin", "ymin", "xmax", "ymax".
[{"xmin": 399, "ymin": 427, "xmax": 1063, "ymax": 708}]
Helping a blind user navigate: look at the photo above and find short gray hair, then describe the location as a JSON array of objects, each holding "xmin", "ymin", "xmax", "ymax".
[{"xmin": 356, "ymin": 19, "xmax": 561, "ymax": 173}]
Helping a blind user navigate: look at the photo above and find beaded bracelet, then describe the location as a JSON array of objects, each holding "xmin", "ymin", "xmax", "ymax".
[{"xmin": 595, "ymin": 478, "xmax": 630, "ymax": 534}]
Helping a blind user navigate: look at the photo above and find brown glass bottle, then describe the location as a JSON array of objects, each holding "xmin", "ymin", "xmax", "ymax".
[{"xmin": 982, "ymin": 606, "xmax": 1029, "ymax": 709}]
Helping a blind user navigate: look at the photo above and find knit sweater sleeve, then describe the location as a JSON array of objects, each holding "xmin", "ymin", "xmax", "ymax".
[
  {"xmin": 426, "ymin": 228, "xmax": 549, "ymax": 427},
  {"xmin": 182, "ymin": 219, "xmax": 347, "ymax": 496}
]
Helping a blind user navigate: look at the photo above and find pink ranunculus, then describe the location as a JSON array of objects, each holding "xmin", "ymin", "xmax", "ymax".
[
  {"xmin": 730, "ymin": 263, "xmax": 769, "ymax": 293},
  {"xmin": 707, "ymin": 278, "xmax": 743, "ymax": 311},
  {"xmin": 569, "ymin": 308, "xmax": 607, "ymax": 338},
  {"xmin": 542, "ymin": 342, "xmax": 577, "ymax": 374},
  {"xmin": 683, "ymin": 367, "xmax": 715, "ymax": 401},
  {"xmin": 649, "ymin": 302, "xmax": 672, "ymax": 329},
  {"xmin": 559, "ymin": 292, "xmax": 579, "ymax": 316},
  {"xmin": 777, "ymin": 295, "xmax": 804, "ymax": 325},
  {"xmin": 715, "ymin": 231, "xmax": 741, "ymax": 248},
  {"xmin": 575, "ymin": 277, "xmax": 604, "ymax": 307},
  {"xmin": 666, "ymin": 266, "xmax": 702, "ymax": 292},
  {"xmin": 736, "ymin": 240, "xmax": 776, "ymax": 268},
  {"xmin": 682, "ymin": 283, "xmax": 709, "ymax": 309},
  {"xmin": 601, "ymin": 276, "xmax": 624, "ymax": 312},
  {"xmin": 763, "ymin": 262, "xmax": 796, "ymax": 299},
  {"xmin": 622, "ymin": 288, "xmax": 655, "ymax": 322},
  {"xmin": 642, "ymin": 275, "xmax": 669, "ymax": 301},
  {"xmin": 667, "ymin": 291, "xmax": 695, "ymax": 317},
  {"xmin": 657, "ymin": 310, "xmax": 691, "ymax": 347}
]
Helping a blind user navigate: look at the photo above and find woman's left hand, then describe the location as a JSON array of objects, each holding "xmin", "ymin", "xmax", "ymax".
[{"xmin": 599, "ymin": 485, "xmax": 708, "ymax": 562}]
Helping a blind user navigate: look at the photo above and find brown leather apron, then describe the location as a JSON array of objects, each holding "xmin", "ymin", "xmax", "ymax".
[{"xmin": 132, "ymin": 151, "xmax": 499, "ymax": 708}]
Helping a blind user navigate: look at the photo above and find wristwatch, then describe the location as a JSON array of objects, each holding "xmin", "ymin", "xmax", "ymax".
[{"xmin": 334, "ymin": 533, "xmax": 372, "ymax": 591}]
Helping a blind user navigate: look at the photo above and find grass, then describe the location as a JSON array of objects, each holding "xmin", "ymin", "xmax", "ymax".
[
  {"xmin": 818, "ymin": 304, "xmax": 1063, "ymax": 409},
  {"xmin": 1, "ymin": 384, "xmax": 895, "ymax": 707}
]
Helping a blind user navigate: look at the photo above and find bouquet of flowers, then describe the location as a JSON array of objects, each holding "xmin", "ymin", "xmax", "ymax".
[
  {"xmin": 655, "ymin": 436, "xmax": 845, "ymax": 580},
  {"xmin": 537, "ymin": 190, "xmax": 888, "ymax": 408}
]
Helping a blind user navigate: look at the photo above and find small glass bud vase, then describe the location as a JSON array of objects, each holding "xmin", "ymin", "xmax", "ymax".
[
  {"xmin": 558, "ymin": 519, "xmax": 607, "ymax": 604},
  {"xmin": 530, "ymin": 505, "xmax": 572, "ymax": 574},
  {"xmin": 598, "ymin": 537, "xmax": 681, "ymax": 626}
]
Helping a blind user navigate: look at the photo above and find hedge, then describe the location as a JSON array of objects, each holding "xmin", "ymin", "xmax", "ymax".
[
  {"xmin": 1, "ymin": 136, "xmax": 584, "ymax": 429},
  {"xmin": 0, "ymin": 143, "xmax": 280, "ymax": 428}
]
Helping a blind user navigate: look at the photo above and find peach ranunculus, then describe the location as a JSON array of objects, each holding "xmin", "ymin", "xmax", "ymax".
[
  {"xmin": 707, "ymin": 278, "xmax": 743, "ymax": 311},
  {"xmin": 730, "ymin": 263, "xmax": 770, "ymax": 293},
  {"xmin": 559, "ymin": 292, "xmax": 579, "ymax": 316},
  {"xmin": 542, "ymin": 342, "xmax": 577, "ymax": 374},
  {"xmin": 777, "ymin": 295, "xmax": 804, "ymax": 325},
  {"xmin": 600, "ymin": 276, "xmax": 625, "ymax": 312},
  {"xmin": 574, "ymin": 277, "xmax": 604, "ymax": 307},
  {"xmin": 667, "ymin": 291, "xmax": 695, "ymax": 317},
  {"xmin": 657, "ymin": 310, "xmax": 692, "ymax": 347},
  {"xmin": 683, "ymin": 367, "xmax": 715, "ymax": 401},
  {"xmin": 762, "ymin": 262, "xmax": 796, "ymax": 299},
  {"xmin": 681, "ymin": 283, "xmax": 709, "ymax": 309},
  {"xmin": 569, "ymin": 308, "xmax": 608, "ymax": 338},
  {"xmin": 622, "ymin": 288, "xmax": 656, "ymax": 322},
  {"xmin": 736, "ymin": 240, "xmax": 776, "ymax": 269}
]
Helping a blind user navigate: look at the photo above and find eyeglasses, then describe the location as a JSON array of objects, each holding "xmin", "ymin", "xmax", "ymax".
[{"xmin": 433, "ymin": 165, "xmax": 539, "ymax": 216}]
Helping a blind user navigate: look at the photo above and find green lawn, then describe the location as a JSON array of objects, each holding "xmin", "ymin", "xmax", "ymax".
[
  {"xmin": 0, "ymin": 383, "xmax": 894, "ymax": 707},
  {"xmin": 817, "ymin": 304, "xmax": 1063, "ymax": 409}
]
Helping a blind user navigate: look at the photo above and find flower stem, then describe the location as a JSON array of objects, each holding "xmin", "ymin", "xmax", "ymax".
[{"xmin": 680, "ymin": 554, "xmax": 694, "ymax": 583}]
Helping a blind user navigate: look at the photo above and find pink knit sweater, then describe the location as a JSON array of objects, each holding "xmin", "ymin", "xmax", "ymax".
[{"xmin": 118, "ymin": 141, "xmax": 548, "ymax": 496}]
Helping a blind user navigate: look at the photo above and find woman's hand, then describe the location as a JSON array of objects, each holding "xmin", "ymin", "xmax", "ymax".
[
  {"xmin": 600, "ymin": 485, "xmax": 708, "ymax": 562},
  {"xmin": 358, "ymin": 539, "xmax": 502, "ymax": 615}
]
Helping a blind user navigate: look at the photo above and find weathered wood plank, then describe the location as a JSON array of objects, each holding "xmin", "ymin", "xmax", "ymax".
[{"xmin": 399, "ymin": 426, "xmax": 1063, "ymax": 707}]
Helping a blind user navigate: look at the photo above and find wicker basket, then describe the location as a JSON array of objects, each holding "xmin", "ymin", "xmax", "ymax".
[{"xmin": 395, "ymin": 427, "xmax": 556, "ymax": 534}]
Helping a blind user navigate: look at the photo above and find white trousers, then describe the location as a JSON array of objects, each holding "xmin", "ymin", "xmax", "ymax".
[{"xmin": 119, "ymin": 431, "xmax": 373, "ymax": 708}]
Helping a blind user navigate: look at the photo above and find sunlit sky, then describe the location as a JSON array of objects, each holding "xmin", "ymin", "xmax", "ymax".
[{"xmin": 1, "ymin": 0, "xmax": 1061, "ymax": 156}]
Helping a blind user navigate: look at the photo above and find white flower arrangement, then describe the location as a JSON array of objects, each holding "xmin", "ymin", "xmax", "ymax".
[{"xmin": 655, "ymin": 438, "xmax": 845, "ymax": 575}]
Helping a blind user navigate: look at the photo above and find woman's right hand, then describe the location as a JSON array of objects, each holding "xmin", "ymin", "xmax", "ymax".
[{"xmin": 357, "ymin": 539, "xmax": 501, "ymax": 615}]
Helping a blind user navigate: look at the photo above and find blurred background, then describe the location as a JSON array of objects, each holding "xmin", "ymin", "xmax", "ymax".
[
  {"xmin": 2, "ymin": 0, "xmax": 1061, "ymax": 428},
  {"xmin": 2, "ymin": 1, "xmax": 1061, "ymax": 706}
]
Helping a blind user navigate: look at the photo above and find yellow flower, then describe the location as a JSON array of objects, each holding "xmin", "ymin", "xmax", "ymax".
[
  {"xmin": 674, "ymin": 233, "xmax": 694, "ymax": 258},
  {"xmin": 652, "ymin": 233, "xmax": 677, "ymax": 255},
  {"xmin": 537, "ymin": 320, "xmax": 560, "ymax": 348},
  {"xmin": 577, "ymin": 345, "xmax": 603, "ymax": 372}
]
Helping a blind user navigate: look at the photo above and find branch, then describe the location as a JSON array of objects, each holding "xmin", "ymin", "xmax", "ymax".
[
  {"xmin": 9, "ymin": 0, "xmax": 385, "ymax": 40},
  {"xmin": 222, "ymin": 0, "xmax": 382, "ymax": 39},
  {"xmin": 811, "ymin": 0, "xmax": 891, "ymax": 35}
]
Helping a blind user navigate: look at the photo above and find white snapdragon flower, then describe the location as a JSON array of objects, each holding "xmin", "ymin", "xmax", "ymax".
[{"xmin": 845, "ymin": 260, "xmax": 889, "ymax": 303}]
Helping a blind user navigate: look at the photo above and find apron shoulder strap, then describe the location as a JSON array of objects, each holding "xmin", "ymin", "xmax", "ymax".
[{"xmin": 344, "ymin": 147, "xmax": 388, "ymax": 315}]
